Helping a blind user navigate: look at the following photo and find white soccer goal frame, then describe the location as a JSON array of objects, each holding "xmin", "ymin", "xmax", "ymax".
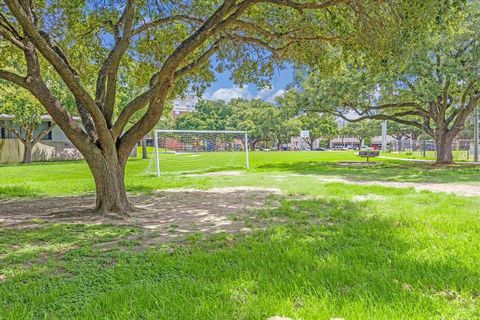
[{"xmin": 153, "ymin": 129, "xmax": 249, "ymax": 176}]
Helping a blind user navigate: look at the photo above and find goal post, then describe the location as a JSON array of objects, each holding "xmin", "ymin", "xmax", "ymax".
[{"xmin": 153, "ymin": 129, "xmax": 250, "ymax": 176}]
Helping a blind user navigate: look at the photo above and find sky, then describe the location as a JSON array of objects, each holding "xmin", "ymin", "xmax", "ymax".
[{"xmin": 203, "ymin": 64, "xmax": 295, "ymax": 103}]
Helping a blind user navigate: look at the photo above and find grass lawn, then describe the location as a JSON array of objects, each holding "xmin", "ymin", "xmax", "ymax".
[
  {"xmin": 380, "ymin": 150, "xmax": 473, "ymax": 162},
  {"xmin": 1, "ymin": 150, "xmax": 480, "ymax": 198},
  {"xmin": 1, "ymin": 151, "xmax": 480, "ymax": 319}
]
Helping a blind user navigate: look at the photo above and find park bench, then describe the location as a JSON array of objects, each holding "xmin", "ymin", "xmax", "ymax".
[{"xmin": 358, "ymin": 150, "xmax": 380, "ymax": 162}]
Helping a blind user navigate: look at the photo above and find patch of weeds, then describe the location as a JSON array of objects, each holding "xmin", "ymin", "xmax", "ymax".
[
  {"xmin": 168, "ymin": 224, "xmax": 179, "ymax": 232},
  {"xmin": 185, "ymin": 232, "xmax": 204, "ymax": 244},
  {"xmin": 118, "ymin": 239, "xmax": 142, "ymax": 247}
]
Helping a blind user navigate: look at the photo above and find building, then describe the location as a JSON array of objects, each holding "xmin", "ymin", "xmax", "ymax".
[
  {"xmin": 329, "ymin": 135, "xmax": 396, "ymax": 149},
  {"xmin": 0, "ymin": 114, "xmax": 82, "ymax": 164},
  {"xmin": 172, "ymin": 95, "xmax": 198, "ymax": 117}
]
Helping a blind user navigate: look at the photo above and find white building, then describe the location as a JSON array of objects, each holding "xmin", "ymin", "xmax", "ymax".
[
  {"xmin": 172, "ymin": 95, "xmax": 198, "ymax": 117},
  {"xmin": 0, "ymin": 114, "xmax": 82, "ymax": 163}
]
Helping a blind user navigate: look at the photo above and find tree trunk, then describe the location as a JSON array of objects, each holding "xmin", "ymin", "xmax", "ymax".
[
  {"xmin": 304, "ymin": 138, "xmax": 314, "ymax": 150},
  {"xmin": 435, "ymin": 134, "xmax": 454, "ymax": 164},
  {"xmin": 22, "ymin": 141, "xmax": 33, "ymax": 164},
  {"xmin": 86, "ymin": 153, "xmax": 131, "ymax": 214},
  {"xmin": 249, "ymin": 139, "xmax": 258, "ymax": 150},
  {"xmin": 141, "ymin": 138, "xmax": 148, "ymax": 159}
]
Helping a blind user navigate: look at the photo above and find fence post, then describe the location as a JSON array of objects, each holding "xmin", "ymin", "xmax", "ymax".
[{"xmin": 474, "ymin": 107, "xmax": 479, "ymax": 162}]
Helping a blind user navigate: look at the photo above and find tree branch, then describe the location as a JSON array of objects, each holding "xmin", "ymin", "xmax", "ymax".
[
  {"xmin": 95, "ymin": 0, "xmax": 136, "ymax": 126},
  {"xmin": 0, "ymin": 27, "xmax": 24, "ymax": 48},
  {"xmin": 332, "ymin": 109, "xmax": 426, "ymax": 132},
  {"xmin": 5, "ymin": 0, "xmax": 109, "ymax": 143},
  {"xmin": 174, "ymin": 41, "xmax": 222, "ymax": 79},
  {"xmin": 260, "ymin": 0, "xmax": 348, "ymax": 13},
  {"xmin": 132, "ymin": 15, "xmax": 203, "ymax": 35},
  {"xmin": 112, "ymin": 85, "xmax": 158, "ymax": 139},
  {"xmin": 0, "ymin": 69, "xmax": 27, "ymax": 88},
  {"xmin": 32, "ymin": 123, "xmax": 56, "ymax": 145}
]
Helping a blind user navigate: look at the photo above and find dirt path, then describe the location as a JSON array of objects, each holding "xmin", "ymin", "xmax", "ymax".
[
  {"xmin": 311, "ymin": 176, "xmax": 480, "ymax": 196},
  {"xmin": 0, "ymin": 187, "xmax": 281, "ymax": 241},
  {"xmin": 378, "ymin": 156, "xmax": 434, "ymax": 162}
]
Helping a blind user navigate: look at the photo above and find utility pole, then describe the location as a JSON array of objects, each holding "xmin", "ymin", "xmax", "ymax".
[
  {"xmin": 381, "ymin": 120, "xmax": 387, "ymax": 153},
  {"xmin": 475, "ymin": 107, "xmax": 479, "ymax": 162}
]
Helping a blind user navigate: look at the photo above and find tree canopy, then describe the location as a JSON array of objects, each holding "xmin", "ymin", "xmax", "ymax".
[
  {"xmin": 299, "ymin": 1, "xmax": 480, "ymax": 163},
  {"xmin": 341, "ymin": 119, "xmax": 380, "ymax": 146},
  {"xmin": 0, "ymin": 0, "xmax": 452, "ymax": 212}
]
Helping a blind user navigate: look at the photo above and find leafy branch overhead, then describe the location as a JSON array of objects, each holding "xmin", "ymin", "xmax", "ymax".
[
  {"xmin": 298, "ymin": 1, "xmax": 480, "ymax": 163},
  {"xmin": 0, "ymin": 0, "xmax": 450, "ymax": 212}
]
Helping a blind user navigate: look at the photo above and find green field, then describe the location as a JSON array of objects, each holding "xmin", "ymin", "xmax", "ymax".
[
  {"xmin": 381, "ymin": 150, "xmax": 473, "ymax": 162},
  {"xmin": 1, "ymin": 151, "xmax": 480, "ymax": 319},
  {"xmin": 1, "ymin": 150, "xmax": 480, "ymax": 198}
]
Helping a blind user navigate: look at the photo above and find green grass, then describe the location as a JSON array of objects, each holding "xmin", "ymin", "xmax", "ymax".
[
  {"xmin": 381, "ymin": 150, "xmax": 473, "ymax": 162},
  {"xmin": 1, "ymin": 150, "xmax": 480, "ymax": 198},
  {"xmin": 1, "ymin": 151, "xmax": 480, "ymax": 319},
  {"xmin": 1, "ymin": 187, "xmax": 480, "ymax": 319}
]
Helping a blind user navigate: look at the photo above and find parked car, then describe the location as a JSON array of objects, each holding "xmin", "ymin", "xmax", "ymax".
[{"xmin": 314, "ymin": 147, "xmax": 327, "ymax": 151}]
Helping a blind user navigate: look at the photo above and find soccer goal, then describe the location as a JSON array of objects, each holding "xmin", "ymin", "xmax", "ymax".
[{"xmin": 152, "ymin": 130, "xmax": 249, "ymax": 176}]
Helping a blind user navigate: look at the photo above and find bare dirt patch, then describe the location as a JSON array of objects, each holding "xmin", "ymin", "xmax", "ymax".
[
  {"xmin": 336, "ymin": 161, "xmax": 382, "ymax": 167},
  {"xmin": 312, "ymin": 176, "xmax": 480, "ymax": 196},
  {"xmin": 0, "ymin": 187, "xmax": 281, "ymax": 242}
]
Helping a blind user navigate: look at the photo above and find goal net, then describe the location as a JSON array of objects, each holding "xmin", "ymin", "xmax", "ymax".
[{"xmin": 150, "ymin": 130, "xmax": 249, "ymax": 175}]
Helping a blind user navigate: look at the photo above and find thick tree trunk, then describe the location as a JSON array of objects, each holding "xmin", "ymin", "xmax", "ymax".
[
  {"xmin": 22, "ymin": 141, "xmax": 33, "ymax": 163},
  {"xmin": 141, "ymin": 138, "xmax": 148, "ymax": 159},
  {"xmin": 435, "ymin": 134, "xmax": 454, "ymax": 164},
  {"xmin": 86, "ymin": 153, "xmax": 131, "ymax": 214}
]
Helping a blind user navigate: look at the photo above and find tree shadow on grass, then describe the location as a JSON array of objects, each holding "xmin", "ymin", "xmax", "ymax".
[
  {"xmin": 1, "ymin": 197, "xmax": 478, "ymax": 319},
  {"xmin": 256, "ymin": 161, "xmax": 480, "ymax": 184}
]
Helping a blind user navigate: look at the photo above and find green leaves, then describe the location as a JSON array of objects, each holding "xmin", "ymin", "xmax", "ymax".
[
  {"xmin": 0, "ymin": 84, "xmax": 45, "ymax": 130},
  {"xmin": 297, "ymin": 0, "xmax": 480, "ymax": 138}
]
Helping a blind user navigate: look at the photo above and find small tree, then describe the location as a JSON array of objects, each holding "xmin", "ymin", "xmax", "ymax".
[
  {"xmin": 298, "ymin": 113, "xmax": 338, "ymax": 149},
  {"xmin": 175, "ymin": 100, "xmax": 231, "ymax": 131},
  {"xmin": 228, "ymin": 99, "xmax": 276, "ymax": 150},
  {"xmin": 269, "ymin": 107, "xmax": 301, "ymax": 149},
  {"xmin": 277, "ymin": 88, "xmax": 337, "ymax": 149},
  {"xmin": 0, "ymin": 85, "xmax": 56, "ymax": 163},
  {"xmin": 388, "ymin": 122, "xmax": 414, "ymax": 151},
  {"xmin": 341, "ymin": 120, "xmax": 380, "ymax": 147}
]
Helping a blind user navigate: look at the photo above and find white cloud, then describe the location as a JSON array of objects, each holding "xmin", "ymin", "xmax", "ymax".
[
  {"xmin": 266, "ymin": 89, "xmax": 285, "ymax": 103},
  {"xmin": 205, "ymin": 86, "xmax": 252, "ymax": 102},
  {"xmin": 204, "ymin": 86, "xmax": 285, "ymax": 103},
  {"xmin": 253, "ymin": 87, "xmax": 285, "ymax": 103},
  {"xmin": 255, "ymin": 87, "xmax": 275, "ymax": 100}
]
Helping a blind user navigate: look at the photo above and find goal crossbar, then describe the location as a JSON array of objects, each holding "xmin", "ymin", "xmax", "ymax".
[{"xmin": 153, "ymin": 129, "xmax": 249, "ymax": 176}]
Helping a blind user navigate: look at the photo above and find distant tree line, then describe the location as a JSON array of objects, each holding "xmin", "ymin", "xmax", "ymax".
[{"xmin": 174, "ymin": 97, "xmax": 338, "ymax": 150}]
